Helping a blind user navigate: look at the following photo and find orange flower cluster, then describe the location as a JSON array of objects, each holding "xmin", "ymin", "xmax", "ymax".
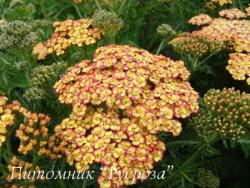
[
  {"xmin": 54, "ymin": 45, "xmax": 199, "ymax": 187},
  {"xmin": 6, "ymin": 156, "xmax": 44, "ymax": 187},
  {"xmin": 32, "ymin": 19, "xmax": 103, "ymax": 60},
  {"xmin": 188, "ymin": 14, "xmax": 212, "ymax": 26},
  {"xmin": 226, "ymin": 53, "xmax": 250, "ymax": 85},
  {"xmin": 0, "ymin": 96, "xmax": 62, "ymax": 159},
  {"xmin": 0, "ymin": 96, "xmax": 15, "ymax": 147},
  {"xmin": 219, "ymin": 8, "xmax": 247, "ymax": 20}
]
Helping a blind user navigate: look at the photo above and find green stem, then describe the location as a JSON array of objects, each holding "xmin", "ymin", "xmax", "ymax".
[
  {"xmin": 118, "ymin": 0, "xmax": 127, "ymax": 14},
  {"xmin": 40, "ymin": 2, "xmax": 48, "ymax": 20},
  {"xmin": 156, "ymin": 39, "xmax": 165, "ymax": 55},
  {"xmin": 72, "ymin": 3, "xmax": 83, "ymax": 18},
  {"xmin": 95, "ymin": 0, "xmax": 102, "ymax": 10},
  {"xmin": 167, "ymin": 140, "xmax": 200, "ymax": 146}
]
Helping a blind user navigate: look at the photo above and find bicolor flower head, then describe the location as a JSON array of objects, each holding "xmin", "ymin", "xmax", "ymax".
[
  {"xmin": 219, "ymin": 8, "xmax": 247, "ymax": 20},
  {"xmin": 33, "ymin": 19, "xmax": 103, "ymax": 60},
  {"xmin": 188, "ymin": 14, "xmax": 213, "ymax": 26},
  {"xmin": 226, "ymin": 53, "xmax": 250, "ymax": 85},
  {"xmin": 54, "ymin": 45, "xmax": 199, "ymax": 187}
]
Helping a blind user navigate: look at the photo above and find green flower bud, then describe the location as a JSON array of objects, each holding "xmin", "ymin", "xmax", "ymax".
[
  {"xmin": 92, "ymin": 9, "xmax": 124, "ymax": 38},
  {"xmin": 157, "ymin": 24, "xmax": 176, "ymax": 37},
  {"xmin": 23, "ymin": 87, "xmax": 47, "ymax": 101},
  {"xmin": 197, "ymin": 168, "xmax": 220, "ymax": 188},
  {"xmin": 189, "ymin": 88, "xmax": 250, "ymax": 140}
]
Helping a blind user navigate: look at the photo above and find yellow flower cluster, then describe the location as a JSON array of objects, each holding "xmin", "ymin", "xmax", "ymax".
[
  {"xmin": 188, "ymin": 14, "xmax": 213, "ymax": 26},
  {"xmin": 0, "ymin": 96, "xmax": 15, "ymax": 147},
  {"xmin": 6, "ymin": 156, "xmax": 44, "ymax": 187},
  {"xmin": 190, "ymin": 88, "xmax": 250, "ymax": 140},
  {"xmin": 206, "ymin": 0, "xmax": 232, "ymax": 7},
  {"xmin": 219, "ymin": 8, "xmax": 247, "ymax": 20},
  {"xmin": 54, "ymin": 45, "xmax": 199, "ymax": 187},
  {"xmin": 0, "ymin": 20, "xmax": 5, "ymax": 25},
  {"xmin": 169, "ymin": 33, "xmax": 222, "ymax": 57},
  {"xmin": 32, "ymin": 19, "xmax": 103, "ymax": 60},
  {"xmin": 226, "ymin": 53, "xmax": 250, "ymax": 85},
  {"xmin": 246, "ymin": 4, "xmax": 250, "ymax": 16},
  {"xmin": 72, "ymin": 0, "xmax": 82, "ymax": 3}
]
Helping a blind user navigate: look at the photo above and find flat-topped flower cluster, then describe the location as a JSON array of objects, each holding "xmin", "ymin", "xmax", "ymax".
[{"xmin": 54, "ymin": 44, "xmax": 199, "ymax": 187}]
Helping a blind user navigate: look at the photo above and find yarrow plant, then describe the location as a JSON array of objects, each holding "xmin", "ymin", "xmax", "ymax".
[
  {"xmin": 184, "ymin": 8, "xmax": 250, "ymax": 85},
  {"xmin": 188, "ymin": 14, "xmax": 213, "ymax": 26},
  {"xmin": 189, "ymin": 88, "xmax": 250, "ymax": 140},
  {"xmin": 205, "ymin": 0, "xmax": 233, "ymax": 8},
  {"xmin": 32, "ymin": 19, "xmax": 103, "ymax": 60},
  {"xmin": 169, "ymin": 32, "xmax": 223, "ymax": 58},
  {"xmin": 0, "ymin": 96, "xmax": 62, "ymax": 159},
  {"xmin": 53, "ymin": 44, "xmax": 199, "ymax": 187},
  {"xmin": 226, "ymin": 53, "xmax": 250, "ymax": 85},
  {"xmin": 219, "ymin": 8, "xmax": 247, "ymax": 20}
]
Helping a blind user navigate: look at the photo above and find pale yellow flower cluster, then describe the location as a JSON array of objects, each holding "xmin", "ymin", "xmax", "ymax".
[
  {"xmin": 188, "ymin": 14, "xmax": 213, "ymax": 26},
  {"xmin": 0, "ymin": 96, "xmax": 15, "ymax": 147},
  {"xmin": 246, "ymin": 4, "xmax": 250, "ymax": 16},
  {"xmin": 219, "ymin": 8, "xmax": 247, "ymax": 20},
  {"xmin": 72, "ymin": 0, "xmax": 82, "ymax": 3},
  {"xmin": 206, "ymin": 0, "xmax": 233, "ymax": 7},
  {"xmin": 54, "ymin": 45, "xmax": 199, "ymax": 187},
  {"xmin": 226, "ymin": 53, "xmax": 250, "ymax": 85},
  {"xmin": 33, "ymin": 19, "xmax": 103, "ymax": 60}
]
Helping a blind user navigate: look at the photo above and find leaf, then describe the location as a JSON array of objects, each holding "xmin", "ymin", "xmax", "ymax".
[
  {"xmin": 238, "ymin": 139, "xmax": 250, "ymax": 158},
  {"xmin": 0, "ymin": 67, "xmax": 30, "ymax": 94}
]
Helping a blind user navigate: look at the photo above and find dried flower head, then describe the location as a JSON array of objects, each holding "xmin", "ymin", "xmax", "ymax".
[
  {"xmin": 188, "ymin": 14, "xmax": 213, "ymax": 26},
  {"xmin": 219, "ymin": 8, "xmax": 247, "ymax": 20},
  {"xmin": 33, "ymin": 19, "xmax": 103, "ymax": 60},
  {"xmin": 54, "ymin": 44, "xmax": 199, "ymax": 187},
  {"xmin": 0, "ymin": 20, "xmax": 38, "ymax": 50},
  {"xmin": 226, "ymin": 53, "xmax": 250, "ymax": 85},
  {"xmin": 190, "ymin": 88, "xmax": 250, "ymax": 140}
]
